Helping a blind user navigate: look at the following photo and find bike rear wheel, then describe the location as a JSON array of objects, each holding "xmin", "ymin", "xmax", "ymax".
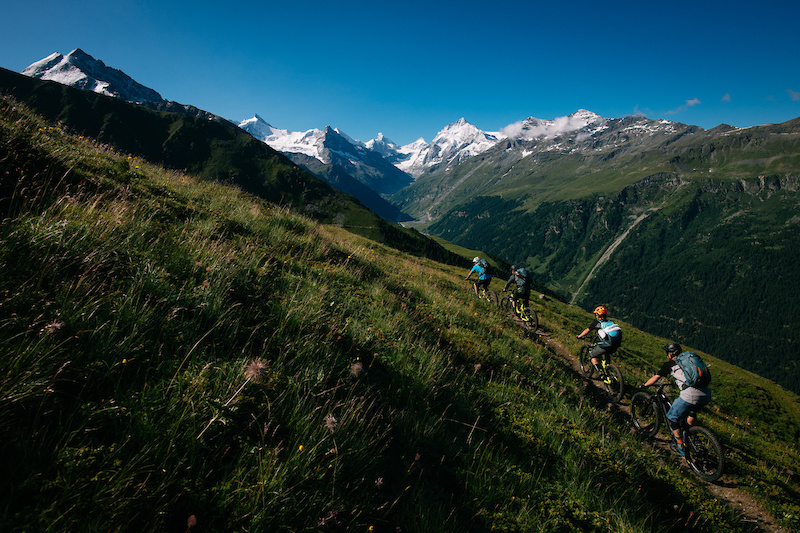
[
  {"xmin": 630, "ymin": 392, "xmax": 660, "ymax": 438},
  {"xmin": 578, "ymin": 345, "xmax": 596, "ymax": 378},
  {"xmin": 483, "ymin": 290, "xmax": 498, "ymax": 306},
  {"xmin": 602, "ymin": 363, "xmax": 624, "ymax": 403},
  {"xmin": 685, "ymin": 426, "xmax": 724, "ymax": 482},
  {"xmin": 519, "ymin": 306, "xmax": 538, "ymax": 331}
]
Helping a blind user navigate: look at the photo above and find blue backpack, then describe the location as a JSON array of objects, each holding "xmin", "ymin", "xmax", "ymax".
[
  {"xmin": 597, "ymin": 320, "xmax": 622, "ymax": 349},
  {"xmin": 674, "ymin": 351, "xmax": 711, "ymax": 388}
]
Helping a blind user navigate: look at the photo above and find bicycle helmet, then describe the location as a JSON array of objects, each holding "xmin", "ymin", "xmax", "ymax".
[
  {"xmin": 593, "ymin": 305, "xmax": 608, "ymax": 316},
  {"xmin": 473, "ymin": 256, "xmax": 480, "ymax": 264},
  {"xmin": 510, "ymin": 264, "xmax": 518, "ymax": 272},
  {"xmin": 663, "ymin": 342, "xmax": 682, "ymax": 355}
]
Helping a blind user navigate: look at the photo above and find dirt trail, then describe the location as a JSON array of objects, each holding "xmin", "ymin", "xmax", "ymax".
[{"xmin": 535, "ymin": 329, "xmax": 786, "ymax": 532}]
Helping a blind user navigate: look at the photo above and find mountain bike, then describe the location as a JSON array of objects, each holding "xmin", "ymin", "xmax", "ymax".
[
  {"xmin": 499, "ymin": 293, "xmax": 538, "ymax": 331},
  {"xmin": 630, "ymin": 384, "xmax": 724, "ymax": 482},
  {"xmin": 577, "ymin": 336, "xmax": 624, "ymax": 403},
  {"xmin": 467, "ymin": 280, "xmax": 498, "ymax": 306}
]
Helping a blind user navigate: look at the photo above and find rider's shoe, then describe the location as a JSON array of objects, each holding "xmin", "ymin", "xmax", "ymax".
[{"xmin": 670, "ymin": 441, "xmax": 686, "ymax": 457}]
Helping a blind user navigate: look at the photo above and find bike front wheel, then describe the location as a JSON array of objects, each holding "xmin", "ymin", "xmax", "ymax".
[
  {"xmin": 630, "ymin": 392, "xmax": 660, "ymax": 438},
  {"xmin": 602, "ymin": 363, "xmax": 624, "ymax": 403},
  {"xmin": 578, "ymin": 345, "xmax": 596, "ymax": 378},
  {"xmin": 499, "ymin": 296, "xmax": 512, "ymax": 311},
  {"xmin": 685, "ymin": 426, "xmax": 725, "ymax": 482}
]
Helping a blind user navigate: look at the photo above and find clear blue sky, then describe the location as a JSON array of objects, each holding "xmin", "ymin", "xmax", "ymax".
[{"xmin": 3, "ymin": 0, "xmax": 799, "ymax": 146}]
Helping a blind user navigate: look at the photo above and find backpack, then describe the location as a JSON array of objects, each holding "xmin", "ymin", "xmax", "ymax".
[
  {"xmin": 674, "ymin": 351, "xmax": 711, "ymax": 388},
  {"xmin": 478, "ymin": 259, "xmax": 491, "ymax": 278},
  {"xmin": 597, "ymin": 320, "xmax": 622, "ymax": 349},
  {"xmin": 515, "ymin": 268, "xmax": 531, "ymax": 290}
]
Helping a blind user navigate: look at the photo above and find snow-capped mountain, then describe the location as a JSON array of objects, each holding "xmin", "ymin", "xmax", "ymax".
[
  {"xmin": 22, "ymin": 48, "xmax": 165, "ymax": 103},
  {"xmin": 359, "ymin": 118, "xmax": 503, "ymax": 178},
  {"xmin": 240, "ymin": 115, "xmax": 412, "ymax": 196},
  {"xmin": 501, "ymin": 109, "xmax": 608, "ymax": 140}
]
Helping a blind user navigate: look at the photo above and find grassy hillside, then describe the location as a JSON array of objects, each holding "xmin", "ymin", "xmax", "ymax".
[{"xmin": 2, "ymin": 97, "xmax": 800, "ymax": 532}]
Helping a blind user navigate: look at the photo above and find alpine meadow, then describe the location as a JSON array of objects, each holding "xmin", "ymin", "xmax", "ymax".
[{"xmin": 3, "ymin": 72, "xmax": 800, "ymax": 532}]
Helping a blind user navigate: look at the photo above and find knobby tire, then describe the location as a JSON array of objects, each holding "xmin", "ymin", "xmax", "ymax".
[
  {"xmin": 602, "ymin": 363, "xmax": 624, "ymax": 403},
  {"xmin": 630, "ymin": 392, "xmax": 660, "ymax": 438},
  {"xmin": 483, "ymin": 290, "xmax": 498, "ymax": 306},
  {"xmin": 685, "ymin": 426, "xmax": 725, "ymax": 482},
  {"xmin": 578, "ymin": 345, "xmax": 596, "ymax": 378}
]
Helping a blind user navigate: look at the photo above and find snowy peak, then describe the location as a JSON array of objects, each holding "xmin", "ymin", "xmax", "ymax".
[
  {"xmin": 501, "ymin": 109, "xmax": 608, "ymax": 140},
  {"xmin": 364, "ymin": 133, "xmax": 401, "ymax": 158},
  {"xmin": 22, "ymin": 48, "xmax": 165, "ymax": 104},
  {"xmin": 239, "ymin": 115, "xmax": 328, "ymax": 161}
]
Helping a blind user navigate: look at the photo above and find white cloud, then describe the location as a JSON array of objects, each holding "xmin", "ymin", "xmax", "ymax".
[
  {"xmin": 665, "ymin": 98, "xmax": 702, "ymax": 116},
  {"xmin": 721, "ymin": 93, "xmax": 731, "ymax": 102},
  {"xmin": 788, "ymin": 89, "xmax": 800, "ymax": 102}
]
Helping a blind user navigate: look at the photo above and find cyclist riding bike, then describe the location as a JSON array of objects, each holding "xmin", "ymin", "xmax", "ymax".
[
  {"xmin": 502, "ymin": 265, "xmax": 531, "ymax": 316},
  {"xmin": 576, "ymin": 305, "xmax": 622, "ymax": 371},
  {"xmin": 641, "ymin": 343, "xmax": 712, "ymax": 456},
  {"xmin": 465, "ymin": 256, "xmax": 492, "ymax": 295}
]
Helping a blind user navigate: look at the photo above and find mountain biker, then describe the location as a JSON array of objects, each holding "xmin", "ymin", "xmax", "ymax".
[
  {"xmin": 502, "ymin": 265, "xmax": 531, "ymax": 315},
  {"xmin": 465, "ymin": 256, "xmax": 492, "ymax": 295},
  {"xmin": 641, "ymin": 342, "xmax": 712, "ymax": 456},
  {"xmin": 576, "ymin": 305, "xmax": 622, "ymax": 371}
]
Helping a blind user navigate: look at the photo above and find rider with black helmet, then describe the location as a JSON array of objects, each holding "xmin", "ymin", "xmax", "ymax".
[
  {"xmin": 502, "ymin": 265, "xmax": 531, "ymax": 315},
  {"xmin": 641, "ymin": 342, "xmax": 712, "ymax": 456}
]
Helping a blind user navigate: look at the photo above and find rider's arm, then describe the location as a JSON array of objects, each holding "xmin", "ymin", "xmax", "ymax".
[
  {"xmin": 465, "ymin": 265, "xmax": 477, "ymax": 280},
  {"xmin": 576, "ymin": 327, "xmax": 591, "ymax": 339},
  {"xmin": 642, "ymin": 361, "xmax": 675, "ymax": 387},
  {"xmin": 642, "ymin": 374, "xmax": 661, "ymax": 387}
]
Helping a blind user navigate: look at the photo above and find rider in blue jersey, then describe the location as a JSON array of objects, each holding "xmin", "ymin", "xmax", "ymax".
[{"xmin": 465, "ymin": 256, "xmax": 492, "ymax": 295}]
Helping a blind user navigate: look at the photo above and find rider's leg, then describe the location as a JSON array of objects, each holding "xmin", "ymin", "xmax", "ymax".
[
  {"xmin": 589, "ymin": 345, "xmax": 607, "ymax": 370},
  {"xmin": 667, "ymin": 397, "xmax": 693, "ymax": 454}
]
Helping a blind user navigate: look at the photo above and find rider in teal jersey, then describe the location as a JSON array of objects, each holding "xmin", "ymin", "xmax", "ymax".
[{"xmin": 465, "ymin": 257, "xmax": 492, "ymax": 295}]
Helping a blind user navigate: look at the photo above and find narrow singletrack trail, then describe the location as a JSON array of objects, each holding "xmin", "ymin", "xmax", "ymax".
[{"xmin": 536, "ymin": 329, "xmax": 786, "ymax": 532}]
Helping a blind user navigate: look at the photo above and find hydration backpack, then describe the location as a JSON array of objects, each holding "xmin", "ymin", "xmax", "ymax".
[
  {"xmin": 478, "ymin": 259, "xmax": 491, "ymax": 279},
  {"xmin": 597, "ymin": 320, "xmax": 622, "ymax": 349},
  {"xmin": 515, "ymin": 267, "xmax": 531, "ymax": 289},
  {"xmin": 674, "ymin": 351, "xmax": 711, "ymax": 388}
]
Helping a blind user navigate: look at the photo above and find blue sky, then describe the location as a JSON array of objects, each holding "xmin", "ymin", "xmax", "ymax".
[{"xmin": 3, "ymin": 0, "xmax": 799, "ymax": 145}]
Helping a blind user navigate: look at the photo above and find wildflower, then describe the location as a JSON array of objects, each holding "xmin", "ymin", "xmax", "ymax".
[
  {"xmin": 318, "ymin": 510, "xmax": 341, "ymax": 527},
  {"xmin": 298, "ymin": 445, "xmax": 304, "ymax": 452},
  {"xmin": 42, "ymin": 320, "xmax": 66, "ymax": 336},
  {"xmin": 350, "ymin": 361, "xmax": 365, "ymax": 378},
  {"xmin": 244, "ymin": 358, "xmax": 268, "ymax": 383},
  {"xmin": 374, "ymin": 477, "xmax": 384, "ymax": 488},
  {"xmin": 324, "ymin": 414, "xmax": 338, "ymax": 433}
]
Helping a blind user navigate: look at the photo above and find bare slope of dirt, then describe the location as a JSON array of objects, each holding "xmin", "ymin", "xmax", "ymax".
[{"xmin": 537, "ymin": 329, "xmax": 786, "ymax": 532}]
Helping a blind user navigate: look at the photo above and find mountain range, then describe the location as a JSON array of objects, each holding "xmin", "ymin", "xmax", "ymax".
[{"xmin": 16, "ymin": 48, "xmax": 800, "ymax": 395}]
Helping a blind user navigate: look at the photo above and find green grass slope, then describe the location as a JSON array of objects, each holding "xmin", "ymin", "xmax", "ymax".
[{"xmin": 2, "ymin": 98, "xmax": 800, "ymax": 532}]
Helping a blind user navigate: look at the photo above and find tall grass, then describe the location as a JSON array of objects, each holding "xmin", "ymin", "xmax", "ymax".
[{"xmin": 1, "ymin": 96, "xmax": 799, "ymax": 532}]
